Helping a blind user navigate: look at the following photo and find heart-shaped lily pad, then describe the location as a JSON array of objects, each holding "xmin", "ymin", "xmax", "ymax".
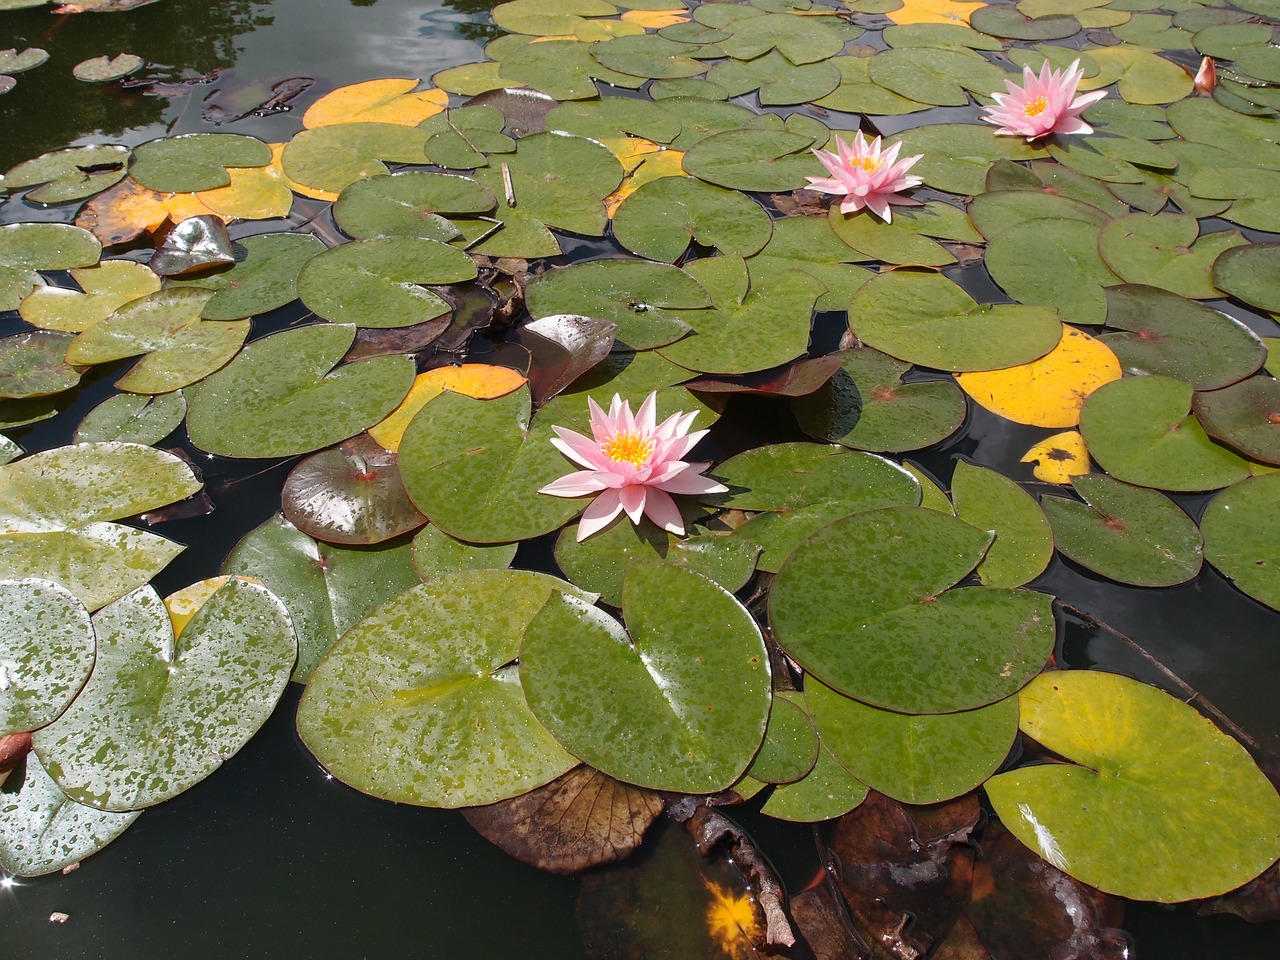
[
  {"xmin": 951, "ymin": 461, "xmax": 1054, "ymax": 589},
  {"xmin": 771, "ymin": 506, "xmax": 1055, "ymax": 714},
  {"xmin": 411, "ymin": 523, "xmax": 517, "ymax": 581},
  {"xmin": 0, "ymin": 223, "xmax": 101, "ymax": 271},
  {"xmin": 1193, "ymin": 378, "xmax": 1280, "ymax": 466},
  {"xmin": 682, "ymin": 129, "xmax": 820, "ymax": 193},
  {"xmin": 985, "ymin": 218, "xmax": 1119, "ymax": 327},
  {"xmin": 1212, "ymin": 243, "xmax": 1280, "ymax": 314},
  {"xmin": 0, "ymin": 330, "xmax": 83, "ymax": 399},
  {"xmin": 612, "ymin": 177, "xmax": 771, "ymax": 263},
  {"xmin": 521, "ymin": 561, "xmax": 770, "ymax": 794},
  {"xmin": 34, "ymin": 579, "xmax": 295, "ymax": 811},
  {"xmin": 985, "ymin": 671, "xmax": 1280, "ymax": 902},
  {"xmin": 888, "ymin": 125, "xmax": 1048, "ymax": 196},
  {"xmin": 19, "ymin": 260, "xmax": 160, "ymax": 334},
  {"xmin": 706, "ymin": 50, "xmax": 840, "ymax": 104},
  {"xmin": 3, "ymin": 144, "xmax": 130, "ymax": 205},
  {"xmin": 1041, "ymin": 473, "xmax": 1203, "ymax": 587},
  {"xmin": 297, "ymin": 569, "xmax": 584, "ymax": 807},
  {"xmin": 129, "ymin": 133, "xmax": 271, "ymax": 193},
  {"xmin": 1098, "ymin": 213, "xmax": 1246, "ymax": 300},
  {"xmin": 170, "ymin": 233, "xmax": 325, "ymax": 322},
  {"xmin": 185, "ymin": 323, "xmax": 415, "ymax": 459},
  {"xmin": 1201, "ymin": 473, "xmax": 1280, "ymax": 611},
  {"xmin": 868, "ymin": 46, "xmax": 1008, "ymax": 106},
  {"xmin": 280, "ymin": 123, "xmax": 429, "ymax": 194},
  {"xmin": 0, "ymin": 578, "xmax": 94, "ymax": 735},
  {"xmin": 333, "ymin": 172, "xmax": 497, "ymax": 242}
]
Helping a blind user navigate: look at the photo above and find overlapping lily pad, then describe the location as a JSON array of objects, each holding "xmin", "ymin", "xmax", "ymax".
[
  {"xmin": 333, "ymin": 172, "xmax": 497, "ymax": 242},
  {"xmin": 1201, "ymin": 473, "xmax": 1280, "ymax": 611},
  {"xmin": 73, "ymin": 391, "xmax": 186, "ymax": 446},
  {"xmin": 951, "ymin": 461, "xmax": 1053, "ymax": 589},
  {"xmin": 3, "ymin": 144, "xmax": 130, "ymax": 205},
  {"xmin": 1193, "ymin": 378, "xmax": 1280, "ymax": 465},
  {"xmin": 0, "ymin": 578, "xmax": 95, "ymax": 735},
  {"xmin": 612, "ymin": 177, "xmax": 771, "ymax": 263},
  {"xmin": 170, "ymin": 233, "xmax": 325, "ymax": 322},
  {"xmin": 129, "ymin": 133, "xmax": 272, "ymax": 193},
  {"xmin": 0, "ymin": 331, "xmax": 83, "ymax": 399}
]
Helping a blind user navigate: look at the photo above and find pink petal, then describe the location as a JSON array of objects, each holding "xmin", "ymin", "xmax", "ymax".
[
  {"xmin": 550, "ymin": 427, "xmax": 607, "ymax": 470},
  {"xmin": 634, "ymin": 391, "xmax": 657, "ymax": 435},
  {"xmin": 653, "ymin": 467, "xmax": 728, "ymax": 497},
  {"xmin": 640, "ymin": 487, "xmax": 684, "ymax": 536},
  {"xmin": 539, "ymin": 470, "xmax": 609, "ymax": 497},
  {"xmin": 577, "ymin": 488, "xmax": 624, "ymax": 541},
  {"xmin": 619, "ymin": 483, "xmax": 647, "ymax": 525}
]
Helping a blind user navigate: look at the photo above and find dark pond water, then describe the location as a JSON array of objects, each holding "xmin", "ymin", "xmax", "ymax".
[{"xmin": 1, "ymin": 1, "xmax": 1280, "ymax": 958}]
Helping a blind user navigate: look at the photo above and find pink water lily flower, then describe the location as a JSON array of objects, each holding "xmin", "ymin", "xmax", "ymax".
[
  {"xmin": 983, "ymin": 59, "xmax": 1107, "ymax": 142},
  {"xmin": 539, "ymin": 392, "xmax": 727, "ymax": 541},
  {"xmin": 805, "ymin": 131, "xmax": 924, "ymax": 222}
]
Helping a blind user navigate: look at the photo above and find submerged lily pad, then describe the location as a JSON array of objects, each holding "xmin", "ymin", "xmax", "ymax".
[{"xmin": 985, "ymin": 671, "xmax": 1280, "ymax": 902}]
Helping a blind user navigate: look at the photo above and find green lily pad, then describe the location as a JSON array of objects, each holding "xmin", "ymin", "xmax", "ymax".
[
  {"xmin": 1043, "ymin": 138, "xmax": 1145, "ymax": 185},
  {"xmin": 547, "ymin": 97, "xmax": 681, "ymax": 145},
  {"xmin": 491, "ymin": 0, "xmax": 617, "ymax": 36},
  {"xmin": 759, "ymin": 740, "xmax": 870, "ymax": 822},
  {"xmin": 888, "ymin": 125, "xmax": 1049, "ymax": 196},
  {"xmin": 297, "ymin": 237, "xmax": 475, "ymax": 329},
  {"xmin": 129, "ymin": 133, "xmax": 271, "ymax": 193},
  {"xmin": 1041, "ymin": 474, "xmax": 1203, "ymax": 587},
  {"xmin": 868, "ymin": 47, "xmax": 1009, "ymax": 107},
  {"xmin": 223, "ymin": 514, "xmax": 423, "ymax": 682},
  {"xmin": 0, "ymin": 267, "xmax": 43, "ymax": 313},
  {"xmin": 952, "ymin": 461, "xmax": 1054, "ymax": 589},
  {"xmin": 1201, "ymin": 473, "xmax": 1280, "ymax": 611},
  {"xmin": 649, "ymin": 77, "xmax": 730, "ymax": 100},
  {"xmin": 3, "ymin": 144, "xmax": 129, "ymax": 205},
  {"xmin": 828, "ymin": 210, "xmax": 955, "ymax": 268},
  {"xmin": 1166, "ymin": 98, "xmax": 1280, "ymax": 170},
  {"xmin": 297, "ymin": 569, "xmax": 583, "ymax": 807},
  {"xmin": 170, "ymin": 233, "xmax": 325, "ymax": 322},
  {"xmin": 985, "ymin": 670, "xmax": 1280, "ymax": 902},
  {"xmin": 0, "ymin": 223, "xmax": 101, "ymax": 271},
  {"xmin": 1192, "ymin": 23, "xmax": 1274, "ymax": 59},
  {"xmin": 969, "ymin": 186, "xmax": 1113, "ymax": 239},
  {"xmin": 848, "ymin": 270, "xmax": 1061, "ymax": 373},
  {"xmin": 589, "ymin": 34, "xmax": 709, "ymax": 79},
  {"xmin": 969, "ymin": 6, "xmax": 1081, "ymax": 40},
  {"xmin": 333, "ymin": 172, "xmax": 497, "ymax": 242},
  {"xmin": 985, "ymin": 218, "xmax": 1119, "ymax": 327},
  {"xmin": 1081, "ymin": 46, "xmax": 1193, "ymax": 104},
  {"xmin": 399, "ymin": 385, "xmax": 581, "ymax": 543},
  {"xmin": 713, "ymin": 10, "xmax": 848, "ymax": 64},
  {"xmin": 612, "ymin": 177, "xmax": 771, "ymax": 264},
  {"xmin": 0, "ymin": 579, "xmax": 94, "ymax": 735},
  {"xmin": 281, "ymin": 123, "xmax": 429, "ymax": 194},
  {"xmin": 72, "ymin": 53, "xmax": 144, "ymax": 83},
  {"xmin": 19, "ymin": 260, "xmax": 160, "ymax": 334},
  {"xmin": 497, "ymin": 39, "xmax": 645, "ymax": 100},
  {"xmin": 706, "ymin": 50, "xmax": 839, "ymax": 104},
  {"xmin": 34, "ymin": 579, "xmax": 295, "ymax": 811},
  {"xmin": 792, "ymin": 348, "xmax": 966, "ymax": 453},
  {"xmin": 73, "ymin": 390, "xmax": 186, "ymax": 446},
  {"xmin": 770, "ymin": 506, "xmax": 1054, "ymax": 714},
  {"xmin": 419, "ymin": 106, "xmax": 516, "ymax": 169},
  {"xmin": 1079, "ymin": 375, "xmax": 1250, "ymax": 491},
  {"xmin": 1097, "ymin": 213, "xmax": 1247, "ymax": 300},
  {"xmin": 553, "ymin": 518, "xmax": 758, "ymax": 606},
  {"xmin": 410, "ymin": 523, "xmax": 517, "ymax": 581},
  {"xmin": 813, "ymin": 54, "xmax": 931, "ymax": 116},
  {"xmin": 1100, "ymin": 284, "xmax": 1265, "ymax": 390},
  {"xmin": 0, "ymin": 752, "xmax": 140, "ymax": 877},
  {"xmin": 1111, "ymin": 13, "xmax": 1194, "ymax": 49},
  {"xmin": 1212, "ymin": 243, "xmax": 1280, "ymax": 314},
  {"xmin": 525, "ymin": 259, "xmax": 707, "ymax": 351},
  {"xmin": 1188, "ymin": 167, "xmax": 1280, "ymax": 233},
  {"xmin": 1193, "ymin": 378, "xmax": 1280, "ymax": 465},
  {"xmin": 746, "ymin": 691, "xmax": 819, "ymax": 785},
  {"xmin": 185, "ymin": 323, "xmax": 415, "ymax": 459},
  {"xmin": 807, "ymin": 678, "xmax": 1019, "ymax": 804},
  {"xmin": 521, "ymin": 561, "xmax": 770, "ymax": 794},
  {"xmin": 0, "ymin": 442, "xmax": 199, "ymax": 610},
  {"xmin": 0, "ymin": 331, "xmax": 83, "ymax": 399},
  {"xmin": 681, "ymin": 128, "xmax": 820, "ymax": 193},
  {"xmin": 0, "ymin": 47, "xmax": 47, "ymax": 73},
  {"xmin": 1081, "ymin": 99, "xmax": 1173, "ymax": 141},
  {"xmin": 883, "ymin": 22, "xmax": 1004, "ymax": 50}
]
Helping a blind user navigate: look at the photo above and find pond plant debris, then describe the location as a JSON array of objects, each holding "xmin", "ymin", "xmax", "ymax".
[{"xmin": 0, "ymin": 0, "xmax": 1279, "ymax": 955}]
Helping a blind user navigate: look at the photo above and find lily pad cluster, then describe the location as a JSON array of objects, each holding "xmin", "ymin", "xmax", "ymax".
[{"xmin": 0, "ymin": 0, "xmax": 1278, "ymax": 951}]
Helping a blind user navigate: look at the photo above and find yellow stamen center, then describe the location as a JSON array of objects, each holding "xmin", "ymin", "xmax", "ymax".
[
  {"xmin": 1024, "ymin": 95, "xmax": 1050, "ymax": 117},
  {"xmin": 602, "ymin": 431, "xmax": 655, "ymax": 466},
  {"xmin": 848, "ymin": 155, "xmax": 883, "ymax": 173}
]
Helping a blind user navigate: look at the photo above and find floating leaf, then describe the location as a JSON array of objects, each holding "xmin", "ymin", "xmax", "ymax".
[
  {"xmin": 492, "ymin": 0, "xmax": 618, "ymax": 36},
  {"xmin": 333, "ymin": 172, "xmax": 496, "ymax": 242},
  {"xmin": 1212, "ymin": 243, "xmax": 1280, "ymax": 314},
  {"xmin": 370, "ymin": 364, "xmax": 527, "ymax": 452},
  {"xmin": 0, "ymin": 223, "xmax": 101, "ymax": 271},
  {"xmin": 1098, "ymin": 213, "xmax": 1246, "ymax": 300},
  {"xmin": 33, "ymin": 580, "xmax": 295, "ymax": 811},
  {"xmin": 223, "ymin": 514, "xmax": 422, "ymax": 681},
  {"xmin": 1079, "ymin": 375, "xmax": 1250, "ymax": 491},
  {"xmin": 1078, "ymin": 46, "xmax": 1193, "ymax": 104},
  {"xmin": 410, "ymin": 523, "xmax": 517, "ymax": 581},
  {"xmin": 128, "ymin": 133, "xmax": 271, "ymax": 193},
  {"xmin": 985, "ymin": 671, "xmax": 1280, "ymax": 902},
  {"xmin": 3, "ymin": 144, "xmax": 129, "ymax": 205},
  {"xmin": 72, "ymin": 53, "xmax": 142, "ymax": 82},
  {"xmin": 0, "ymin": 579, "xmax": 94, "ymax": 735},
  {"xmin": 956, "ymin": 326, "xmax": 1122, "ymax": 428},
  {"xmin": 888, "ymin": 124, "xmax": 1049, "ymax": 196},
  {"xmin": 19, "ymin": 261, "xmax": 159, "ymax": 334},
  {"xmin": 828, "ymin": 210, "xmax": 955, "ymax": 268},
  {"xmin": 1021, "ymin": 430, "xmax": 1092, "ymax": 484},
  {"xmin": 968, "ymin": 6, "xmax": 1080, "ymax": 39},
  {"xmin": 281, "ymin": 123, "xmax": 429, "ymax": 195},
  {"xmin": 985, "ymin": 218, "xmax": 1119, "ymax": 327},
  {"xmin": 185, "ymin": 324, "xmax": 415, "ymax": 459},
  {"xmin": 149, "ymin": 215, "xmax": 236, "ymax": 277},
  {"xmin": 1041, "ymin": 474, "xmax": 1203, "ymax": 587},
  {"xmin": 522, "ymin": 562, "xmax": 770, "ymax": 793},
  {"xmin": 73, "ymin": 391, "xmax": 186, "ymax": 446},
  {"xmin": 747, "ymin": 691, "xmax": 819, "ymax": 786},
  {"xmin": 1194, "ymin": 378, "xmax": 1280, "ymax": 466},
  {"xmin": 807, "ymin": 678, "xmax": 1019, "ymax": 803},
  {"xmin": 172, "ymin": 233, "xmax": 324, "ymax": 322},
  {"xmin": 298, "ymin": 570, "xmax": 583, "ymax": 806},
  {"xmin": 706, "ymin": 50, "xmax": 840, "ymax": 104},
  {"xmin": 302, "ymin": 78, "xmax": 447, "ymax": 128},
  {"xmin": 612, "ymin": 177, "xmax": 771, "ymax": 263},
  {"xmin": 868, "ymin": 46, "xmax": 1008, "ymax": 106},
  {"xmin": 0, "ymin": 331, "xmax": 83, "ymax": 399},
  {"xmin": 682, "ymin": 129, "xmax": 819, "ymax": 193},
  {"xmin": 496, "ymin": 39, "xmax": 645, "ymax": 101},
  {"xmin": 951, "ymin": 461, "xmax": 1053, "ymax": 588}
]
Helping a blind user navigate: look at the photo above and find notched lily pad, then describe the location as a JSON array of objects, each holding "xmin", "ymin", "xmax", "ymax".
[
  {"xmin": 0, "ymin": 578, "xmax": 95, "ymax": 736},
  {"xmin": 129, "ymin": 133, "xmax": 272, "ymax": 193},
  {"xmin": 0, "ymin": 331, "xmax": 84, "ymax": 399}
]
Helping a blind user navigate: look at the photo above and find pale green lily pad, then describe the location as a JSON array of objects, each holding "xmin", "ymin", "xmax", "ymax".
[
  {"xmin": 399, "ymin": 386, "xmax": 581, "ymax": 543},
  {"xmin": 1193, "ymin": 22, "xmax": 1274, "ymax": 59},
  {"xmin": 1081, "ymin": 99, "xmax": 1172, "ymax": 141},
  {"xmin": 705, "ymin": 50, "xmax": 839, "ymax": 104},
  {"xmin": 0, "ymin": 47, "xmax": 47, "ymax": 73},
  {"xmin": 1194, "ymin": 378, "xmax": 1280, "ymax": 466},
  {"xmin": 665, "ymin": 98, "xmax": 757, "ymax": 150},
  {"xmin": 547, "ymin": 98, "xmax": 681, "ymax": 145},
  {"xmin": 589, "ymin": 34, "xmax": 709, "ymax": 80},
  {"xmin": 297, "ymin": 237, "xmax": 475, "ymax": 329},
  {"xmin": 0, "ymin": 578, "xmax": 94, "ymax": 735},
  {"xmin": 521, "ymin": 561, "xmax": 770, "ymax": 794},
  {"xmin": 985, "ymin": 218, "xmax": 1119, "ymax": 327},
  {"xmin": 297, "ymin": 569, "xmax": 583, "ymax": 807},
  {"xmin": 419, "ymin": 106, "xmax": 515, "ymax": 169},
  {"xmin": 969, "ymin": 6, "xmax": 1081, "ymax": 40},
  {"xmin": 714, "ymin": 10, "xmax": 848, "ymax": 64},
  {"xmin": 1187, "ymin": 168, "xmax": 1280, "ymax": 233},
  {"xmin": 0, "ymin": 223, "xmax": 101, "ymax": 271},
  {"xmin": 410, "ymin": 523, "xmax": 517, "ymax": 581},
  {"xmin": 1166, "ymin": 98, "xmax": 1280, "ymax": 170},
  {"xmin": 0, "ymin": 266, "xmax": 43, "ymax": 312},
  {"xmin": 1202, "ymin": 473, "xmax": 1280, "ymax": 611},
  {"xmin": 792, "ymin": 348, "xmax": 966, "ymax": 454},
  {"xmin": 3, "ymin": 144, "xmax": 129, "ymax": 205},
  {"xmin": 430, "ymin": 60, "xmax": 506, "ymax": 97},
  {"xmin": 849, "ymin": 270, "xmax": 1061, "ymax": 372},
  {"xmin": 681, "ymin": 129, "xmax": 820, "ymax": 193},
  {"xmin": 333, "ymin": 172, "xmax": 497, "ymax": 243},
  {"xmin": 129, "ymin": 133, "xmax": 271, "ymax": 193},
  {"xmin": 985, "ymin": 671, "xmax": 1280, "ymax": 902},
  {"xmin": 185, "ymin": 324, "xmax": 415, "ymax": 459},
  {"xmin": 883, "ymin": 22, "xmax": 1003, "ymax": 50},
  {"xmin": 1100, "ymin": 284, "xmax": 1265, "ymax": 390},
  {"xmin": 170, "ymin": 233, "xmax": 324, "ymax": 322},
  {"xmin": 548, "ymin": 348, "xmax": 719, "ymax": 433},
  {"xmin": 491, "ymin": 0, "xmax": 617, "ymax": 36},
  {"xmin": 1080, "ymin": 46, "xmax": 1193, "ymax": 104},
  {"xmin": 525, "ymin": 259, "xmax": 707, "ymax": 351},
  {"xmin": 612, "ymin": 177, "xmax": 771, "ymax": 263},
  {"xmin": 759, "ymin": 740, "xmax": 869, "ymax": 822},
  {"xmin": 0, "ymin": 752, "xmax": 140, "ymax": 877},
  {"xmin": 770, "ymin": 506, "xmax": 1054, "ymax": 714},
  {"xmin": 72, "ymin": 53, "xmax": 144, "ymax": 83},
  {"xmin": 828, "ymin": 210, "xmax": 955, "ymax": 268},
  {"xmin": 868, "ymin": 47, "xmax": 1009, "ymax": 107},
  {"xmin": 1212, "ymin": 243, "xmax": 1280, "ymax": 314},
  {"xmin": 0, "ymin": 331, "xmax": 83, "ymax": 399},
  {"xmin": 649, "ymin": 77, "xmax": 731, "ymax": 100},
  {"xmin": 0, "ymin": 442, "xmax": 199, "ymax": 610},
  {"xmin": 19, "ymin": 261, "xmax": 160, "ymax": 334},
  {"xmin": 1041, "ymin": 474, "xmax": 1203, "ymax": 587},
  {"xmin": 1079, "ymin": 375, "xmax": 1250, "ymax": 491},
  {"xmin": 74, "ymin": 391, "xmax": 186, "ymax": 446},
  {"xmin": 1044, "ymin": 138, "xmax": 1144, "ymax": 185},
  {"xmin": 807, "ymin": 678, "xmax": 1019, "ymax": 804},
  {"xmin": 658, "ymin": 263, "xmax": 821, "ymax": 375},
  {"xmin": 1097, "ymin": 213, "xmax": 1247, "ymax": 300},
  {"xmin": 952, "ymin": 461, "xmax": 1053, "ymax": 589},
  {"xmin": 281, "ymin": 123, "xmax": 429, "ymax": 194},
  {"xmin": 34, "ymin": 580, "xmax": 295, "ymax": 811},
  {"xmin": 553, "ymin": 518, "xmax": 758, "ymax": 606},
  {"xmin": 747, "ymin": 691, "xmax": 818, "ymax": 785},
  {"xmin": 222, "ymin": 514, "xmax": 422, "ymax": 682},
  {"xmin": 969, "ymin": 186, "xmax": 1113, "ymax": 238},
  {"xmin": 497, "ymin": 39, "xmax": 645, "ymax": 100},
  {"xmin": 905, "ymin": 461, "xmax": 955, "ymax": 515},
  {"xmin": 888, "ymin": 125, "xmax": 1049, "ymax": 196},
  {"xmin": 1111, "ymin": 13, "xmax": 1194, "ymax": 49},
  {"xmin": 814, "ymin": 54, "xmax": 930, "ymax": 116}
]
